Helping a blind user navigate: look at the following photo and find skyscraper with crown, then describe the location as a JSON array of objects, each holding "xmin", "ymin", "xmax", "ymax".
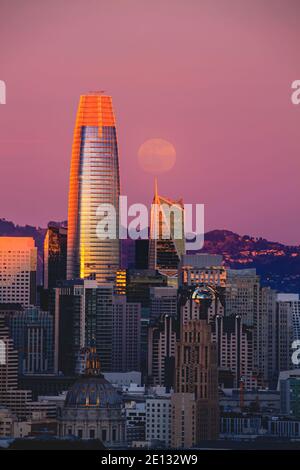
[
  {"xmin": 148, "ymin": 179, "xmax": 185, "ymax": 277},
  {"xmin": 67, "ymin": 93, "xmax": 120, "ymax": 284}
]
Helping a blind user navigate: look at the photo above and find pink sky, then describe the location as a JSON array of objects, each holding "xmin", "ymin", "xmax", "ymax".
[{"xmin": 0, "ymin": 0, "xmax": 299, "ymax": 244}]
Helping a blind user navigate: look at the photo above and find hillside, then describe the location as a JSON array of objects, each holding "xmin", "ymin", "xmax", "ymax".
[
  {"xmin": 201, "ymin": 229, "xmax": 300, "ymax": 293},
  {"xmin": 0, "ymin": 219, "xmax": 299, "ymax": 293}
]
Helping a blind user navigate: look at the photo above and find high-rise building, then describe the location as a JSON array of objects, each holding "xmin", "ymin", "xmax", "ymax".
[
  {"xmin": 226, "ymin": 269, "xmax": 279, "ymax": 388},
  {"xmin": 277, "ymin": 293, "xmax": 300, "ymax": 362},
  {"xmin": 256, "ymin": 286, "xmax": 277, "ymax": 387},
  {"xmin": 51, "ymin": 279, "xmax": 92, "ymax": 375},
  {"xmin": 175, "ymin": 285, "xmax": 220, "ymax": 441},
  {"xmin": 67, "ymin": 93, "xmax": 120, "ymax": 284},
  {"xmin": 6, "ymin": 306, "xmax": 54, "ymax": 375},
  {"xmin": 279, "ymin": 371, "xmax": 300, "ymax": 418},
  {"xmin": 123, "ymin": 269, "xmax": 167, "ymax": 378},
  {"xmin": 146, "ymin": 395, "xmax": 172, "ymax": 447},
  {"xmin": 112, "ymin": 295, "xmax": 141, "ymax": 372},
  {"xmin": 43, "ymin": 223, "xmax": 67, "ymax": 289},
  {"xmin": 179, "ymin": 253, "xmax": 226, "ymax": 288},
  {"xmin": 86, "ymin": 283, "xmax": 114, "ymax": 372},
  {"xmin": 179, "ymin": 255, "xmax": 225, "ymax": 322},
  {"xmin": 276, "ymin": 295, "xmax": 294, "ymax": 374},
  {"xmin": 52, "ymin": 279, "xmax": 114, "ymax": 375},
  {"xmin": 149, "ymin": 286, "xmax": 177, "ymax": 323},
  {"xmin": 149, "ymin": 180, "xmax": 185, "ymax": 277},
  {"xmin": 212, "ymin": 314, "xmax": 257, "ymax": 389},
  {"xmin": 226, "ymin": 269, "xmax": 260, "ymax": 326},
  {"xmin": 147, "ymin": 313, "xmax": 176, "ymax": 388},
  {"xmin": 121, "ymin": 239, "xmax": 135, "ymax": 269},
  {"xmin": 0, "ymin": 315, "xmax": 32, "ymax": 419},
  {"xmin": 125, "ymin": 269, "xmax": 167, "ymax": 310},
  {"xmin": 115, "ymin": 269, "xmax": 126, "ymax": 296},
  {"xmin": 135, "ymin": 239, "xmax": 149, "ymax": 270},
  {"xmin": 0, "ymin": 237, "xmax": 37, "ymax": 307},
  {"xmin": 171, "ymin": 393, "xmax": 196, "ymax": 449},
  {"xmin": 124, "ymin": 401, "xmax": 146, "ymax": 445}
]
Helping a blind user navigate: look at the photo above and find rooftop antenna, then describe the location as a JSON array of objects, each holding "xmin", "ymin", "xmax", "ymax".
[
  {"xmin": 154, "ymin": 176, "xmax": 158, "ymax": 200},
  {"xmin": 87, "ymin": 90, "xmax": 106, "ymax": 95}
]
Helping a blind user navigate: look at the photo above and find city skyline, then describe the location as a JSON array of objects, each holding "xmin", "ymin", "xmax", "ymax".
[
  {"xmin": 0, "ymin": 0, "xmax": 300, "ymax": 245},
  {"xmin": 1, "ymin": 0, "xmax": 300, "ymax": 455}
]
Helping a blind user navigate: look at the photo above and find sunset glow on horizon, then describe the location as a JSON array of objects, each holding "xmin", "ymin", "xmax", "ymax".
[{"xmin": 0, "ymin": 0, "xmax": 300, "ymax": 244}]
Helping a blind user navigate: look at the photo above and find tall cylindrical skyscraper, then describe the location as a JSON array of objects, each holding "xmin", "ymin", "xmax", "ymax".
[{"xmin": 67, "ymin": 93, "xmax": 120, "ymax": 283}]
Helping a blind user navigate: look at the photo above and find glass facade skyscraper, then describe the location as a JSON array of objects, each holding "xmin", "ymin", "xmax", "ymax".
[
  {"xmin": 148, "ymin": 180, "xmax": 185, "ymax": 277},
  {"xmin": 67, "ymin": 93, "xmax": 120, "ymax": 284},
  {"xmin": 43, "ymin": 223, "xmax": 67, "ymax": 289}
]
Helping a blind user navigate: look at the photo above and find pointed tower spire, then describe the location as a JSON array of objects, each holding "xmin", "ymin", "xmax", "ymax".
[{"xmin": 154, "ymin": 176, "xmax": 159, "ymax": 203}]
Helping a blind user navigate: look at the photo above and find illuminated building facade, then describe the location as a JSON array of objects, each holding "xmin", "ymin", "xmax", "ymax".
[
  {"xmin": 179, "ymin": 254, "xmax": 226, "ymax": 288},
  {"xmin": 0, "ymin": 237, "xmax": 37, "ymax": 307},
  {"xmin": 67, "ymin": 93, "xmax": 120, "ymax": 284},
  {"xmin": 149, "ymin": 180, "xmax": 185, "ymax": 277},
  {"xmin": 115, "ymin": 269, "xmax": 126, "ymax": 295},
  {"xmin": 43, "ymin": 223, "xmax": 67, "ymax": 289}
]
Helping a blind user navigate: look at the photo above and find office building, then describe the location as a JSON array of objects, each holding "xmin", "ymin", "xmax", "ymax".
[
  {"xmin": 149, "ymin": 286, "xmax": 177, "ymax": 323},
  {"xmin": 135, "ymin": 239, "xmax": 149, "ymax": 269},
  {"xmin": 226, "ymin": 269, "xmax": 260, "ymax": 326},
  {"xmin": 125, "ymin": 401, "xmax": 146, "ymax": 445},
  {"xmin": 147, "ymin": 313, "xmax": 176, "ymax": 388},
  {"xmin": 125, "ymin": 269, "xmax": 167, "ymax": 310},
  {"xmin": 149, "ymin": 180, "xmax": 185, "ymax": 277},
  {"xmin": 7, "ymin": 306, "xmax": 54, "ymax": 375},
  {"xmin": 212, "ymin": 314, "xmax": 257, "ymax": 389},
  {"xmin": 67, "ymin": 93, "xmax": 120, "ymax": 284},
  {"xmin": 277, "ymin": 293, "xmax": 300, "ymax": 364},
  {"xmin": 52, "ymin": 279, "xmax": 114, "ymax": 374},
  {"xmin": 255, "ymin": 286, "xmax": 277, "ymax": 387},
  {"xmin": 43, "ymin": 223, "xmax": 67, "ymax": 289},
  {"xmin": 145, "ymin": 396, "xmax": 172, "ymax": 447},
  {"xmin": 0, "ymin": 237, "xmax": 37, "ymax": 306},
  {"xmin": 280, "ymin": 373, "xmax": 300, "ymax": 419},
  {"xmin": 276, "ymin": 295, "xmax": 294, "ymax": 375},
  {"xmin": 227, "ymin": 269, "xmax": 278, "ymax": 388},
  {"xmin": 0, "ymin": 315, "xmax": 32, "ymax": 419},
  {"xmin": 175, "ymin": 285, "xmax": 220, "ymax": 441},
  {"xmin": 171, "ymin": 393, "xmax": 196, "ymax": 449},
  {"xmin": 179, "ymin": 253, "xmax": 225, "ymax": 288},
  {"xmin": 112, "ymin": 295, "xmax": 141, "ymax": 372}
]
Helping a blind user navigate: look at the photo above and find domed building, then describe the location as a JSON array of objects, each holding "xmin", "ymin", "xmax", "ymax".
[{"xmin": 58, "ymin": 345, "xmax": 125, "ymax": 446}]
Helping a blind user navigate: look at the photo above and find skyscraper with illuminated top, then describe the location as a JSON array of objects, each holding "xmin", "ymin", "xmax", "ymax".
[
  {"xmin": 67, "ymin": 93, "xmax": 120, "ymax": 283},
  {"xmin": 148, "ymin": 179, "xmax": 185, "ymax": 277}
]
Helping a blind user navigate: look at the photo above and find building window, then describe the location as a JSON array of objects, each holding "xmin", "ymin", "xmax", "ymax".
[
  {"xmin": 90, "ymin": 429, "xmax": 95, "ymax": 439},
  {"xmin": 112, "ymin": 429, "xmax": 116, "ymax": 441},
  {"xmin": 102, "ymin": 429, "xmax": 107, "ymax": 441},
  {"xmin": 78, "ymin": 429, "xmax": 83, "ymax": 438}
]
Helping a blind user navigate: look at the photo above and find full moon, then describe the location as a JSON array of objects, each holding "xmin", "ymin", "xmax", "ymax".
[{"xmin": 138, "ymin": 138, "xmax": 176, "ymax": 174}]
